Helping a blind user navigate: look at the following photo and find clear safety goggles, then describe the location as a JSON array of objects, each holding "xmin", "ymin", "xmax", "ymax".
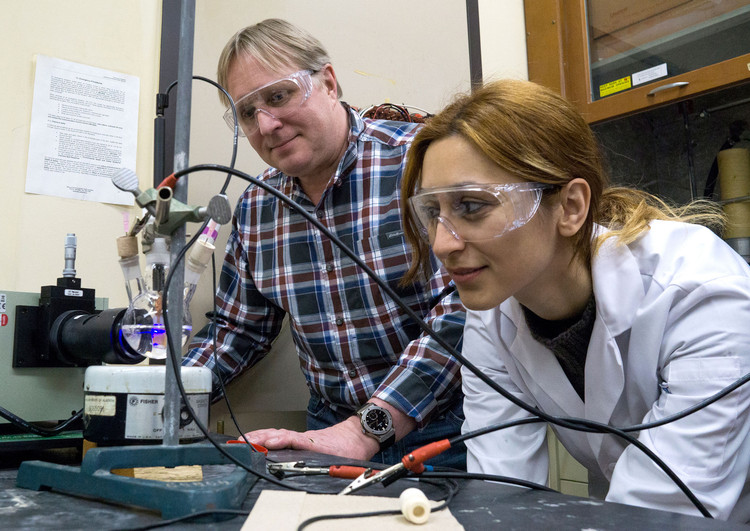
[
  {"xmin": 223, "ymin": 70, "xmax": 315, "ymax": 137},
  {"xmin": 409, "ymin": 182, "xmax": 554, "ymax": 243}
]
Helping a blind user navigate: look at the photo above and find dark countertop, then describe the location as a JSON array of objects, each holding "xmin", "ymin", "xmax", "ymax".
[{"xmin": 1, "ymin": 445, "xmax": 746, "ymax": 530}]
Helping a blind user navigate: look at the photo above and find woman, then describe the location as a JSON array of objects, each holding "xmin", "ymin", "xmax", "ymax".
[{"xmin": 400, "ymin": 79, "xmax": 750, "ymax": 522}]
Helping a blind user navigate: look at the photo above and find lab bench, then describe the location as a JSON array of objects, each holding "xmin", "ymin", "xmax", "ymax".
[{"xmin": 0, "ymin": 447, "xmax": 745, "ymax": 530}]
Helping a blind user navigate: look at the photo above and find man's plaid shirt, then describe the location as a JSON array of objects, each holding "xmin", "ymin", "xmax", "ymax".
[{"xmin": 184, "ymin": 107, "xmax": 465, "ymax": 426}]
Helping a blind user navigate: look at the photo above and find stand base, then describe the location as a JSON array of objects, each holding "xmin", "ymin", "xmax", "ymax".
[{"xmin": 16, "ymin": 441, "xmax": 266, "ymax": 519}]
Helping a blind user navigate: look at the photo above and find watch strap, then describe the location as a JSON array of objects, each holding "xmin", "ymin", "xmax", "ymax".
[{"xmin": 379, "ymin": 431, "xmax": 396, "ymax": 451}]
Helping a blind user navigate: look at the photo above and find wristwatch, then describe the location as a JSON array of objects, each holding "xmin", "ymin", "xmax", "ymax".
[{"xmin": 356, "ymin": 403, "xmax": 396, "ymax": 451}]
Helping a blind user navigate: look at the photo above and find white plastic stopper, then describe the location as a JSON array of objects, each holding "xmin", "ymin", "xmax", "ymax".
[{"xmin": 400, "ymin": 487, "xmax": 431, "ymax": 525}]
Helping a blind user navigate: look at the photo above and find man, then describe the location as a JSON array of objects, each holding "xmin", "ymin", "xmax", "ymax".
[{"xmin": 183, "ymin": 18, "xmax": 465, "ymax": 468}]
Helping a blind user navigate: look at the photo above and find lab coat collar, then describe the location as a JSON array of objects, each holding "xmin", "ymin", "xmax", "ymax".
[{"xmin": 589, "ymin": 225, "xmax": 645, "ymax": 336}]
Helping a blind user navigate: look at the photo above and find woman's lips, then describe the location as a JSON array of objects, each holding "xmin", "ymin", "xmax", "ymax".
[{"xmin": 448, "ymin": 266, "xmax": 485, "ymax": 284}]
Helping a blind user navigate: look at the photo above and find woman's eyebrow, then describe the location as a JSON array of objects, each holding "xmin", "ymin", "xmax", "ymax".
[{"xmin": 418, "ymin": 181, "xmax": 487, "ymax": 192}]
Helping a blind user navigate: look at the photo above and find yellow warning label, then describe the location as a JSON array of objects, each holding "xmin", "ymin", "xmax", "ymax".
[{"xmin": 599, "ymin": 76, "xmax": 632, "ymax": 98}]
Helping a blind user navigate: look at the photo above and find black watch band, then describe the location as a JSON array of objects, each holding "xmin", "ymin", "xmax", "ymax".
[{"xmin": 356, "ymin": 403, "xmax": 396, "ymax": 451}]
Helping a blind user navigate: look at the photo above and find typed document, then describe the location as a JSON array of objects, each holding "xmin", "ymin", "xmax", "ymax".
[{"xmin": 25, "ymin": 55, "xmax": 139, "ymax": 205}]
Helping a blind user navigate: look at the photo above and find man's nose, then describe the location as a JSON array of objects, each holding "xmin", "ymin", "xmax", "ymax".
[{"xmin": 255, "ymin": 108, "xmax": 282, "ymax": 135}]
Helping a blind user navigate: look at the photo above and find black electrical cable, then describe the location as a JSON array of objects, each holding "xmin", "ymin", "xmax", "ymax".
[
  {"xmin": 425, "ymin": 477, "xmax": 462, "ymax": 503},
  {"xmin": 114, "ymin": 508, "xmax": 250, "ymax": 531},
  {"xmin": 450, "ymin": 416, "xmax": 547, "ymax": 445},
  {"xmin": 163, "ymin": 74, "xmax": 254, "ymax": 448},
  {"xmin": 161, "ymin": 163, "xmax": 750, "ymax": 518},
  {"xmin": 446, "ymin": 415, "xmax": 724, "ymax": 498},
  {"xmin": 447, "ymin": 416, "xmax": 711, "ymax": 516},
  {"xmin": 169, "ymin": 214, "xmax": 251, "ymax": 448},
  {"xmin": 624, "ymin": 370, "xmax": 750, "ymax": 432},
  {"xmin": 174, "ymin": 216, "xmax": 251, "ymax": 449},
  {"xmin": 0, "ymin": 407, "xmax": 83, "ymax": 437},
  {"xmin": 420, "ymin": 470, "xmax": 556, "ymax": 493},
  {"xmin": 165, "ymin": 76, "xmax": 239, "ymax": 194},
  {"xmin": 296, "ymin": 508, "xmax": 394, "ymax": 530},
  {"xmin": 209, "ymin": 251, "xmax": 259, "ymax": 448},
  {"xmin": 160, "ymin": 219, "xmax": 336, "ymax": 495},
  {"xmin": 296, "ymin": 478, "xmax": 460, "ymax": 531},
  {"xmin": 155, "ymin": 76, "xmax": 337, "ymax": 493},
  {"xmin": 446, "ymin": 372, "xmax": 750, "ymax": 441}
]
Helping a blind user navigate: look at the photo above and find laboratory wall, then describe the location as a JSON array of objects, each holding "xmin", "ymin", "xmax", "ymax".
[
  {"xmin": 185, "ymin": 0, "xmax": 529, "ymax": 433},
  {"xmin": 479, "ymin": 0, "xmax": 529, "ymax": 81},
  {"xmin": 0, "ymin": 1, "xmax": 162, "ymax": 306}
]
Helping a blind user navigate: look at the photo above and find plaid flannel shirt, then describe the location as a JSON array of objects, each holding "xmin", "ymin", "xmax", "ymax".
[{"xmin": 183, "ymin": 107, "xmax": 465, "ymax": 426}]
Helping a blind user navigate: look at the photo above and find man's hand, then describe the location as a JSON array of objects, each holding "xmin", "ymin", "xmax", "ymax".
[
  {"xmin": 241, "ymin": 416, "xmax": 379, "ymax": 461},
  {"xmin": 240, "ymin": 398, "xmax": 417, "ymax": 461}
]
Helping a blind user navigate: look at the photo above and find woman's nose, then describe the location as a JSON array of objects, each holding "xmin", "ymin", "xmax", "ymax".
[{"xmin": 430, "ymin": 218, "xmax": 465, "ymax": 258}]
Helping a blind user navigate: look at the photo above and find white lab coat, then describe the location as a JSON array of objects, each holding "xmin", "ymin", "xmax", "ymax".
[{"xmin": 462, "ymin": 220, "xmax": 750, "ymax": 522}]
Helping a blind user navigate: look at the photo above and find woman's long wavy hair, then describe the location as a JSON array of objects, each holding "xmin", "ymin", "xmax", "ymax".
[{"xmin": 400, "ymin": 79, "xmax": 725, "ymax": 284}]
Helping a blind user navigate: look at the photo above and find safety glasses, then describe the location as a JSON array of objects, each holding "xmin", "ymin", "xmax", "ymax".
[
  {"xmin": 223, "ymin": 70, "xmax": 315, "ymax": 137},
  {"xmin": 409, "ymin": 182, "xmax": 554, "ymax": 243}
]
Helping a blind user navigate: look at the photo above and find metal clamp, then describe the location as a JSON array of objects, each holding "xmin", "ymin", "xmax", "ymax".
[{"xmin": 268, "ymin": 461, "xmax": 326, "ymax": 478}]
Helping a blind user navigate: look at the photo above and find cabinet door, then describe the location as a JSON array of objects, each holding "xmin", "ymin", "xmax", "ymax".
[{"xmin": 526, "ymin": 0, "xmax": 750, "ymax": 123}]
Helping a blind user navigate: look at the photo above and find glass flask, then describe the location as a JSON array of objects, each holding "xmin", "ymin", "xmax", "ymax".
[{"xmin": 120, "ymin": 237, "xmax": 191, "ymax": 359}]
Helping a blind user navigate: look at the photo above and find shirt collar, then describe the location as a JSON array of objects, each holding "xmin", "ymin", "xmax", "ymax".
[{"xmin": 334, "ymin": 103, "xmax": 364, "ymax": 184}]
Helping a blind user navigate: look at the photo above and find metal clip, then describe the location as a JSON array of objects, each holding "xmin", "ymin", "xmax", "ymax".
[
  {"xmin": 267, "ymin": 461, "xmax": 327, "ymax": 479},
  {"xmin": 338, "ymin": 462, "xmax": 404, "ymax": 496}
]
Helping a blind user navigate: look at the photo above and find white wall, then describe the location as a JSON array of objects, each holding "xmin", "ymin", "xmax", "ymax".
[
  {"xmin": 1, "ymin": 1, "xmax": 161, "ymax": 306},
  {"xmin": 479, "ymin": 0, "xmax": 529, "ymax": 81}
]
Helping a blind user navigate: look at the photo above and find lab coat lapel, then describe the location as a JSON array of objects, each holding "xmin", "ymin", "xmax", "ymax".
[
  {"xmin": 584, "ymin": 230, "xmax": 645, "ymax": 458},
  {"xmin": 583, "ymin": 319, "xmax": 623, "ymax": 458},
  {"xmin": 506, "ymin": 302, "xmax": 585, "ymax": 417}
]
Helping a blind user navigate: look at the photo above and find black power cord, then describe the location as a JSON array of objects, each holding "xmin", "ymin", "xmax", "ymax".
[
  {"xmin": 160, "ymin": 217, "xmax": 336, "ymax": 495},
  {"xmin": 164, "ymin": 75, "xmax": 239, "ymax": 195},
  {"xmin": 116, "ymin": 509, "xmax": 250, "ymax": 531},
  {"xmin": 0, "ymin": 406, "xmax": 82, "ymax": 437},
  {"xmin": 296, "ymin": 478, "xmax": 460, "ymax": 531}
]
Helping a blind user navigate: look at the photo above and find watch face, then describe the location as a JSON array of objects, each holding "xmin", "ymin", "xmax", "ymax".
[{"xmin": 364, "ymin": 408, "xmax": 392, "ymax": 435}]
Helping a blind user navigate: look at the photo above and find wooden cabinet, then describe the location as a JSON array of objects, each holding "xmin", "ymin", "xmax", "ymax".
[
  {"xmin": 525, "ymin": 0, "xmax": 750, "ymax": 123},
  {"xmin": 547, "ymin": 428, "xmax": 589, "ymax": 497}
]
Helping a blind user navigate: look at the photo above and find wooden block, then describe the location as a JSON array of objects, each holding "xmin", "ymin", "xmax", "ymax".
[{"xmin": 82, "ymin": 439, "xmax": 203, "ymax": 481}]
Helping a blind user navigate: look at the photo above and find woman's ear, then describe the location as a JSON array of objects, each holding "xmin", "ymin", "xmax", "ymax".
[{"xmin": 557, "ymin": 178, "xmax": 591, "ymax": 237}]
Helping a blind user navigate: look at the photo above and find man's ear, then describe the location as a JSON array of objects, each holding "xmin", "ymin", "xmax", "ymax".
[
  {"xmin": 557, "ymin": 178, "xmax": 591, "ymax": 237},
  {"xmin": 318, "ymin": 64, "xmax": 339, "ymax": 101}
]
